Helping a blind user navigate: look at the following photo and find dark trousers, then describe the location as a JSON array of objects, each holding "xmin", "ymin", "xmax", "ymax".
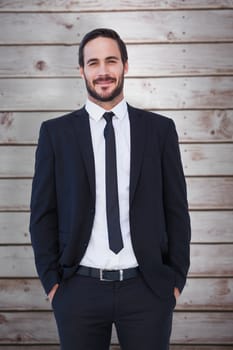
[{"xmin": 52, "ymin": 273, "xmax": 176, "ymax": 350}]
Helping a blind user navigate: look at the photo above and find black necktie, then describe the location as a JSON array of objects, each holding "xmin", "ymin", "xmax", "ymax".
[{"xmin": 103, "ymin": 112, "xmax": 124, "ymax": 254}]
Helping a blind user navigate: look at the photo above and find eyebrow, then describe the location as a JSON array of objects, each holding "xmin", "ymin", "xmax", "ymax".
[
  {"xmin": 105, "ymin": 56, "xmax": 119, "ymax": 61},
  {"xmin": 86, "ymin": 56, "xmax": 120, "ymax": 65}
]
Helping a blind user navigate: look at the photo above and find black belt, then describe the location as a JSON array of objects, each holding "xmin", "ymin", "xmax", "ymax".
[{"xmin": 77, "ymin": 266, "xmax": 139, "ymax": 281}]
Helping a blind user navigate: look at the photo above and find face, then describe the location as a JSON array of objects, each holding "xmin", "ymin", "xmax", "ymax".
[{"xmin": 80, "ymin": 36, "xmax": 128, "ymax": 107}]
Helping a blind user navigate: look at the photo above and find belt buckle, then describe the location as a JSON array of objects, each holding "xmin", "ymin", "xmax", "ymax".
[
  {"xmin": 100, "ymin": 269, "xmax": 124, "ymax": 281},
  {"xmin": 100, "ymin": 269, "xmax": 110, "ymax": 281}
]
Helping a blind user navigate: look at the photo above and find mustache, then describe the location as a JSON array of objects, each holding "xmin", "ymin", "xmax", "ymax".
[{"xmin": 93, "ymin": 76, "xmax": 116, "ymax": 84}]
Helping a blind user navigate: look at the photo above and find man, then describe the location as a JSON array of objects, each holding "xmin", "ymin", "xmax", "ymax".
[{"xmin": 30, "ymin": 28, "xmax": 191, "ymax": 350}]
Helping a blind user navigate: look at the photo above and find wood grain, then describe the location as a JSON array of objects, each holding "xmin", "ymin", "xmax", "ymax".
[
  {"xmin": 0, "ymin": 179, "xmax": 32, "ymax": 211},
  {"xmin": 188, "ymin": 244, "xmax": 233, "ymax": 277},
  {"xmin": 1, "ymin": 178, "xmax": 233, "ymax": 211},
  {"xmin": 0, "ymin": 1, "xmax": 232, "ymax": 349},
  {"xmin": 1, "ymin": 110, "xmax": 233, "ymax": 144},
  {"xmin": 171, "ymin": 312, "xmax": 233, "ymax": 344},
  {"xmin": 0, "ymin": 244, "xmax": 232, "ymax": 278},
  {"xmin": 1, "ymin": 211, "xmax": 232, "ymax": 245},
  {"xmin": 179, "ymin": 278, "xmax": 233, "ymax": 311},
  {"xmin": 0, "ymin": 347, "xmax": 231, "ymax": 350},
  {"xmin": 168, "ymin": 110, "xmax": 233, "ymax": 143},
  {"xmin": 189, "ymin": 211, "xmax": 233, "ymax": 243},
  {"xmin": 1, "ymin": 143, "xmax": 232, "ymax": 177},
  {"xmin": 0, "ymin": 311, "xmax": 232, "ymax": 344},
  {"xmin": 187, "ymin": 177, "xmax": 233, "ymax": 210},
  {"xmin": 1, "ymin": 77, "xmax": 233, "ymax": 111},
  {"xmin": 1, "ymin": 43, "xmax": 233, "ymax": 77},
  {"xmin": 1, "ymin": 277, "xmax": 232, "ymax": 311},
  {"xmin": 0, "ymin": 246, "xmax": 36, "ymax": 277},
  {"xmin": 0, "ymin": 0, "xmax": 232, "ymax": 11},
  {"xmin": 180, "ymin": 144, "xmax": 233, "ymax": 176},
  {"xmin": 0, "ymin": 11, "xmax": 233, "ymax": 44},
  {"xmin": 0, "ymin": 212, "xmax": 30, "ymax": 244}
]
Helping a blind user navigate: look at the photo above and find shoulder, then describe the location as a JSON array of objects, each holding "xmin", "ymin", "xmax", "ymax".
[
  {"xmin": 127, "ymin": 104, "xmax": 175, "ymax": 131},
  {"xmin": 41, "ymin": 107, "xmax": 85, "ymax": 130}
]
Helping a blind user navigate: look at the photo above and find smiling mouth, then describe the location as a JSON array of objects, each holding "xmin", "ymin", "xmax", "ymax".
[{"xmin": 94, "ymin": 77, "xmax": 116, "ymax": 85}]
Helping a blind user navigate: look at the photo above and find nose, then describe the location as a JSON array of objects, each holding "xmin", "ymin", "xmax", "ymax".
[{"xmin": 97, "ymin": 62, "xmax": 108, "ymax": 75}]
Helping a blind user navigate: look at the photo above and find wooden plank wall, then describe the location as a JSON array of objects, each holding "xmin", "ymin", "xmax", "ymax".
[{"xmin": 0, "ymin": 0, "xmax": 233, "ymax": 349}]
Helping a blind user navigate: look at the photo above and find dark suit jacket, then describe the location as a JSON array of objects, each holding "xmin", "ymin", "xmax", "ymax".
[{"xmin": 30, "ymin": 104, "xmax": 191, "ymax": 298}]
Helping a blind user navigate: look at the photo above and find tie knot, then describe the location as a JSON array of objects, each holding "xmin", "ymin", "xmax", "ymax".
[{"xmin": 103, "ymin": 111, "xmax": 114, "ymax": 123}]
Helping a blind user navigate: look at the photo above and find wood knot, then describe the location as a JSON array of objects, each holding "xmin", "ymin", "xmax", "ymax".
[
  {"xmin": 0, "ymin": 314, "xmax": 7, "ymax": 324},
  {"xmin": 0, "ymin": 112, "xmax": 13, "ymax": 128},
  {"xmin": 65, "ymin": 24, "xmax": 73, "ymax": 30},
  {"xmin": 35, "ymin": 60, "xmax": 47, "ymax": 71}
]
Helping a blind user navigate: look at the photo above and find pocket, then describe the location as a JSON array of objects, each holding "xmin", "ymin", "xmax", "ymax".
[
  {"xmin": 51, "ymin": 284, "xmax": 62, "ymax": 308},
  {"xmin": 172, "ymin": 293, "xmax": 177, "ymax": 309}
]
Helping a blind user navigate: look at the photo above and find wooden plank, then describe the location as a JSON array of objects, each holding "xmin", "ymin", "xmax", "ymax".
[
  {"xmin": 0, "ymin": 244, "xmax": 232, "ymax": 278},
  {"xmin": 0, "ymin": 212, "xmax": 30, "ymax": 244},
  {"xmin": 170, "ymin": 347, "xmax": 233, "ymax": 350},
  {"xmin": 0, "ymin": 11, "xmax": 233, "ymax": 44},
  {"xmin": 187, "ymin": 177, "xmax": 233, "ymax": 210},
  {"xmin": 179, "ymin": 278, "xmax": 233, "ymax": 311},
  {"xmin": 0, "ymin": 146, "xmax": 35, "ymax": 177},
  {"xmin": 0, "ymin": 311, "xmax": 58, "ymax": 344},
  {"xmin": 0, "ymin": 179, "xmax": 31, "ymax": 211},
  {"xmin": 0, "ymin": 311, "xmax": 232, "ymax": 344},
  {"xmin": 1, "ymin": 177, "xmax": 233, "ymax": 211},
  {"xmin": 1, "ymin": 77, "xmax": 233, "ymax": 111},
  {"xmin": 0, "ymin": 347, "xmax": 231, "ymax": 350},
  {"xmin": 129, "ymin": 43, "xmax": 233, "ymax": 76},
  {"xmin": 1, "ymin": 110, "xmax": 233, "ymax": 144},
  {"xmin": 0, "ymin": 78, "xmax": 85, "ymax": 112},
  {"xmin": 0, "ymin": 0, "xmax": 232, "ymax": 11},
  {"xmin": 0, "ymin": 112, "xmax": 59, "ymax": 145},
  {"xmin": 1, "ymin": 43, "xmax": 233, "ymax": 77},
  {"xmin": 0, "ymin": 279, "xmax": 50, "ymax": 311},
  {"xmin": 180, "ymin": 144, "xmax": 233, "ymax": 176},
  {"xmin": 0, "ymin": 146, "xmax": 34, "ymax": 177},
  {"xmin": 1, "ymin": 144, "xmax": 233, "ymax": 178},
  {"xmin": 189, "ymin": 245, "xmax": 233, "ymax": 277},
  {"xmin": 168, "ymin": 110, "xmax": 233, "ymax": 143},
  {"xmin": 0, "ymin": 246, "xmax": 36, "ymax": 277},
  {"xmin": 0, "ymin": 347, "xmax": 61, "ymax": 350},
  {"xmin": 1, "ymin": 211, "xmax": 232, "ymax": 245},
  {"xmin": 171, "ymin": 312, "xmax": 233, "ymax": 344},
  {"xmin": 190, "ymin": 211, "xmax": 233, "ymax": 243},
  {"xmin": 1, "ymin": 278, "xmax": 233, "ymax": 311},
  {"xmin": 1, "ymin": 277, "xmax": 112, "ymax": 311}
]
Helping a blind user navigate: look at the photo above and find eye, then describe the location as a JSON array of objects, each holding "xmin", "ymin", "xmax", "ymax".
[
  {"xmin": 108, "ymin": 59, "xmax": 117, "ymax": 64},
  {"xmin": 87, "ymin": 60, "xmax": 98, "ymax": 67},
  {"xmin": 106, "ymin": 57, "xmax": 118, "ymax": 64}
]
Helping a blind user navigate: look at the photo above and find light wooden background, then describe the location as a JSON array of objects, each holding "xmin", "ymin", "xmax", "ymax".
[{"xmin": 0, "ymin": 0, "xmax": 233, "ymax": 349}]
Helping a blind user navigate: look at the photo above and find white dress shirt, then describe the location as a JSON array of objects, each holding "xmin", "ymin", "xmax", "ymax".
[{"xmin": 80, "ymin": 98, "xmax": 138, "ymax": 270}]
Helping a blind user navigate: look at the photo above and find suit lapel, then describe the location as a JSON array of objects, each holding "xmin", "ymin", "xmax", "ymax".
[
  {"xmin": 72, "ymin": 107, "xmax": 95, "ymax": 199},
  {"xmin": 71, "ymin": 105, "xmax": 146, "ymax": 206},
  {"xmin": 128, "ymin": 105, "xmax": 147, "ymax": 206}
]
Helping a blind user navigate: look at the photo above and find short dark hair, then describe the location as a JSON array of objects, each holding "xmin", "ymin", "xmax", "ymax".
[{"xmin": 79, "ymin": 28, "xmax": 128, "ymax": 67}]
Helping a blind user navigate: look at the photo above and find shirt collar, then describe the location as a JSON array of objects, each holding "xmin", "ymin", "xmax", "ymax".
[{"xmin": 85, "ymin": 98, "xmax": 127, "ymax": 122}]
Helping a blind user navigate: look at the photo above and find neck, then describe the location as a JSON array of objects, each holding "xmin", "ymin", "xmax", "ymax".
[{"xmin": 88, "ymin": 94, "xmax": 124, "ymax": 111}]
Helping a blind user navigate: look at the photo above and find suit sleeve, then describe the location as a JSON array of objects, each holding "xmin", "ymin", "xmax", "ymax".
[
  {"xmin": 29, "ymin": 122, "xmax": 61, "ymax": 294},
  {"xmin": 162, "ymin": 119, "xmax": 191, "ymax": 293}
]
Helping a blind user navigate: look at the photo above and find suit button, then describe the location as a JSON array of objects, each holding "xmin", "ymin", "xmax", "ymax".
[{"xmin": 90, "ymin": 208, "xmax": 95, "ymax": 214}]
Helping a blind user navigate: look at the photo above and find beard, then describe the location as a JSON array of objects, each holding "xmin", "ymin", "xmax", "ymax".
[{"xmin": 83, "ymin": 72, "xmax": 125, "ymax": 102}]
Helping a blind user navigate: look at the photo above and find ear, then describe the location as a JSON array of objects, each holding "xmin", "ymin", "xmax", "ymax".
[
  {"xmin": 79, "ymin": 66, "xmax": 84, "ymax": 78},
  {"xmin": 124, "ymin": 61, "xmax": 129, "ymax": 75}
]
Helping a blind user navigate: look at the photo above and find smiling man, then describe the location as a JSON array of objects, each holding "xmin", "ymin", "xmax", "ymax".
[
  {"xmin": 80, "ymin": 35, "xmax": 127, "ymax": 105},
  {"xmin": 30, "ymin": 28, "xmax": 191, "ymax": 350}
]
